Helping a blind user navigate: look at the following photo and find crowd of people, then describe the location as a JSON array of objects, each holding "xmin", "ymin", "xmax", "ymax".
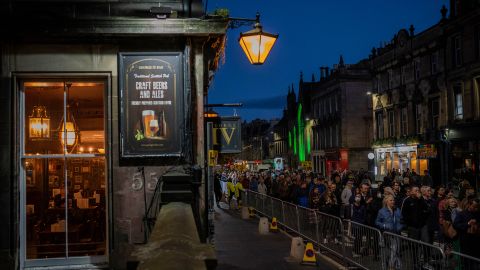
[{"xmin": 214, "ymin": 167, "xmax": 480, "ymax": 269}]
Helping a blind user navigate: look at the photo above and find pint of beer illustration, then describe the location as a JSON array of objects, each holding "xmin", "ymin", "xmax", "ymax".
[{"xmin": 142, "ymin": 110, "xmax": 156, "ymax": 138}]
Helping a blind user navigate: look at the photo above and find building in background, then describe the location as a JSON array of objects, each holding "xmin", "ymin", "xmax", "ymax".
[
  {"xmin": 309, "ymin": 57, "xmax": 372, "ymax": 176},
  {"xmin": 370, "ymin": 1, "xmax": 480, "ymax": 187}
]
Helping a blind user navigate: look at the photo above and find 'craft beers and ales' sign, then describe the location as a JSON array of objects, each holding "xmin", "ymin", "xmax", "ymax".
[{"xmin": 119, "ymin": 52, "xmax": 184, "ymax": 157}]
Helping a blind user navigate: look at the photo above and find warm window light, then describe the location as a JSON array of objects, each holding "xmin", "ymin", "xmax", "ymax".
[
  {"xmin": 59, "ymin": 83, "xmax": 80, "ymax": 151},
  {"xmin": 60, "ymin": 121, "xmax": 77, "ymax": 147},
  {"xmin": 29, "ymin": 106, "xmax": 50, "ymax": 139},
  {"xmin": 238, "ymin": 19, "xmax": 278, "ymax": 65}
]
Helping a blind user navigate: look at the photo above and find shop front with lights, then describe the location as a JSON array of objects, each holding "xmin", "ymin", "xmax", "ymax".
[{"xmin": 373, "ymin": 145, "xmax": 429, "ymax": 182}]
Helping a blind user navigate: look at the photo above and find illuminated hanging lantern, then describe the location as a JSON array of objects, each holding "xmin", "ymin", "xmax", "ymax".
[
  {"xmin": 238, "ymin": 21, "xmax": 278, "ymax": 65},
  {"xmin": 29, "ymin": 106, "xmax": 50, "ymax": 139},
  {"xmin": 59, "ymin": 104, "xmax": 79, "ymax": 149}
]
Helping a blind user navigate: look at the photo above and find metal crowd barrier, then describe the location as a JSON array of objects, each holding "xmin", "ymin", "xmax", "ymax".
[
  {"xmin": 445, "ymin": 251, "xmax": 480, "ymax": 270},
  {"xmin": 241, "ymin": 190, "xmax": 478, "ymax": 270},
  {"xmin": 383, "ymin": 231, "xmax": 445, "ymax": 270},
  {"xmin": 342, "ymin": 220, "xmax": 384, "ymax": 269}
]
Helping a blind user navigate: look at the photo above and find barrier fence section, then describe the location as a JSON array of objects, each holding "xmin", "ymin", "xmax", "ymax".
[
  {"xmin": 342, "ymin": 220, "xmax": 384, "ymax": 270},
  {"xmin": 445, "ymin": 251, "xmax": 480, "ymax": 270},
  {"xmin": 241, "ymin": 190, "xmax": 479, "ymax": 270},
  {"xmin": 383, "ymin": 231, "xmax": 446, "ymax": 270}
]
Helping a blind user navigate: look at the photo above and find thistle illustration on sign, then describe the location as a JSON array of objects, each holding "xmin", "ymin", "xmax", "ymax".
[{"xmin": 135, "ymin": 129, "xmax": 145, "ymax": 141}]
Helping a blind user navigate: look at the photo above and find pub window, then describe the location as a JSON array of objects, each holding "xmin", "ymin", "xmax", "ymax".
[
  {"xmin": 416, "ymin": 103, "xmax": 423, "ymax": 134},
  {"xmin": 453, "ymin": 35, "xmax": 462, "ymax": 67},
  {"xmin": 388, "ymin": 110, "xmax": 395, "ymax": 137},
  {"xmin": 454, "ymin": 84, "xmax": 464, "ymax": 120},
  {"xmin": 376, "ymin": 112, "xmax": 384, "ymax": 139},
  {"xmin": 401, "ymin": 107, "xmax": 408, "ymax": 135},
  {"xmin": 430, "ymin": 98, "xmax": 440, "ymax": 129},
  {"xmin": 22, "ymin": 80, "xmax": 107, "ymax": 261}
]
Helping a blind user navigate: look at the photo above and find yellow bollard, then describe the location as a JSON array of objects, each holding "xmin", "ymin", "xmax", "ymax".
[
  {"xmin": 269, "ymin": 217, "xmax": 278, "ymax": 232},
  {"xmin": 301, "ymin": 242, "xmax": 317, "ymax": 265}
]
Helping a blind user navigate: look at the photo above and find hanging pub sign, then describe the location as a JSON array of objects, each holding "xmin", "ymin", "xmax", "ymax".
[
  {"xmin": 417, "ymin": 144, "xmax": 437, "ymax": 159},
  {"xmin": 119, "ymin": 52, "xmax": 184, "ymax": 157},
  {"xmin": 212, "ymin": 117, "xmax": 242, "ymax": 154}
]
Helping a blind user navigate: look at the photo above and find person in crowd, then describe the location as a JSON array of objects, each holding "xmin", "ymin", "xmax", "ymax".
[
  {"xmin": 375, "ymin": 195, "xmax": 403, "ymax": 270},
  {"xmin": 309, "ymin": 186, "xmax": 322, "ymax": 210},
  {"xmin": 293, "ymin": 180, "xmax": 309, "ymax": 208},
  {"xmin": 401, "ymin": 186, "xmax": 431, "ymax": 269},
  {"xmin": 226, "ymin": 178, "xmax": 237, "ymax": 208},
  {"xmin": 270, "ymin": 173, "xmax": 280, "ymax": 198},
  {"xmin": 341, "ymin": 180, "xmax": 353, "ymax": 219},
  {"xmin": 421, "ymin": 186, "xmax": 437, "ymax": 245},
  {"xmin": 257, "ymin": 176, "xmax": 267, "ymax": 195},
  {"xmin": 351, "ymin": 193, "xmax": 367, "ymax": 257},
  {"xmin": 278, "ymin": 176, "xmax": 290, "ymax": 201},
  {"xmin": 460, "ymin": 186, "xmax": 476, "ymax": 209},
  {"xmin": 439, "ymin": 197, "xmax": 461, "ymax": 254},
  {"xmin": 214, "ymin": 172, "xmax": 222, "ymax": 206},
  {"xmin": 453, "ymin": 198, "xmax": 480, "ymax": 264},
  {"xmin": 392, "ymin": 181, "xmax": 404, "ymax": 209},
  {"xmin": 234, "ymin": 178, "xmax": 245, "ymax": 207},
  {"xmin": 240, "ymin": 173, "xmax": 250, "ymax": 190},
  {"xmin": 421, "ymin": 170, "xmax": 433, "ymax": 187},
  {"xmin": 319, "ymin": 182, "xmax": 339, "ymax": 216},
  {"xmin": 249, "ymin": 174, "xmax": 258, "ymax": 192},
  {"xmin": 264, "ymin": 173, "xmax": 272, "ymax": 195}
]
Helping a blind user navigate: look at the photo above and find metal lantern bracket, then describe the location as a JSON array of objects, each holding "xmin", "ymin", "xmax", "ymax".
[{"xmin": 227, "ymin": 12, "xmax": 261, "ymax": 29}]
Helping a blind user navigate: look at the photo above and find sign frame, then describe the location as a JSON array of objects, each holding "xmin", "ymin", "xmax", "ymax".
[
  {"xmin": 212, "ymin": 116, "xmax": 242, "ymax": 154},
  {"xmin": 118, "ymin": 52, "xmax": 185, "ymax": 158}
]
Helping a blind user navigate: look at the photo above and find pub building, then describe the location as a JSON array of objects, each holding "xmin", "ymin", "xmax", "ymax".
[{"xmin": 0, "ymin": 1, "xmax": 227, "ymax": 269}]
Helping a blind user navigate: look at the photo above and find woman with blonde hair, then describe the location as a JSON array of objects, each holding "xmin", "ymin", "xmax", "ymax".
[{"xmin": 375, "ymin": 194, "xmax": 403, "ymax": 270}]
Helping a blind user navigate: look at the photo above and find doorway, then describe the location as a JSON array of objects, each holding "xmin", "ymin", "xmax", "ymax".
[{"xmin": 20, "ymin": 79, "xmax": 108, "ymax": 267}]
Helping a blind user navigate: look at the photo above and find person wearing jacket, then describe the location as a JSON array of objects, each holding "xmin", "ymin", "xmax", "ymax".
[
  {"xmin": 453, "ymin": 198, "xmax": 480, "ymax": 262},
  {"xmin": 234, "ymin": 180, "xmax": 245, "ymax": 207},
  {"xmin": 375, "ymin": 195, "xmax": 403, "ymax": 270}
]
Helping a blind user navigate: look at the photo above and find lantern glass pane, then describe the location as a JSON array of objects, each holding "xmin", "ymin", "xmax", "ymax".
[
  {"xmin": 24, "ymin": 83, "xmax": 63, "ymax": 154},
  {"xmin": 239, "ymin": 33, "xmax": 277, "ymax": 64},
  {"xmin": 29, "ymin": 117, "xmax": 43, "ymax": 138}
]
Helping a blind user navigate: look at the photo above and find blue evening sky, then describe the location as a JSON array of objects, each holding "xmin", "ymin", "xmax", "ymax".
[{"xmin": 206, "ymin": 0, "xmax": 449, "ymax": 121}]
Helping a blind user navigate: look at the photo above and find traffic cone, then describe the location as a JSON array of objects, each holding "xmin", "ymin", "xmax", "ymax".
[
  {"xmin": 248, "ymin": 207, "xmax": 255, "ymax": 217},
  {"xmin": 301, "ymin": 242, "xmax": 317, "ymax": 265},
  {"xmin": 269, "ymin": 217, "xmax": 278, "ymax": 232}
]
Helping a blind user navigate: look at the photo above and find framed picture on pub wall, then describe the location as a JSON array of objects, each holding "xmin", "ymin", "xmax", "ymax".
[
  {"xmin": 118, "ymin": 52, "xmax": 185, "ymax": 158},
  {"xmin": 75, "ymin": 175, "xmax": 82, "ymax": 184}
]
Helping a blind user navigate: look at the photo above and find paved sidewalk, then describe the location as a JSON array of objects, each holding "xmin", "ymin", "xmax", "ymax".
[{"xmin": 213, "ymin": 203, "xmax": 334, "ymax": 270}]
